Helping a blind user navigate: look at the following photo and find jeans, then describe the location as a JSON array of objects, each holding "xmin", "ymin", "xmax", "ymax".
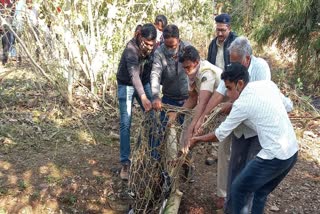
[
  {"xmin": 225, "ymin": 135, "xmax": 262, "ymax": 213},
  {"xmin": 118, "ymin": 82, "xmax": 152, "ymax": 165},
  {"xmin": 160, "ymin": 96, "xmax": 185, "ymax": 126},
  {"xmin": 231, "ymin": 152, "xmax": 298, "ymax": 214}
]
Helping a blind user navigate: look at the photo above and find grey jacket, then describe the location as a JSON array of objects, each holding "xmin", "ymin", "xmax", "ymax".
[{"xmin": 151, "ymin": 41, "xmax": 189, "ymax": 101}]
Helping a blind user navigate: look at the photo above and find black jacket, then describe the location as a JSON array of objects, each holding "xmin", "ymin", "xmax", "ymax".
[
  {"xmin": 207, "ymin": 32, "xmax": 237, "ymax": 70},
  {"xmin": 117, "ymin": 38, "xmax": 153, "ymax": 97}
]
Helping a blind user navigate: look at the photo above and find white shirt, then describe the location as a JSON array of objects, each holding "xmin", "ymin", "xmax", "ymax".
[
  {"xmin": 215, "ymin": 40, "xmax": 225, "ymax": 70},
  {"xmin": 216, "ymin": 55, "xmax": 272, "ymax": 138},
  {"xmin": 215, "ymin": 80, "xmax": 298, "ymax": 160},
  {"xmin": 156, "ymin": 29, "xmax": 163, "ymax": 43}
]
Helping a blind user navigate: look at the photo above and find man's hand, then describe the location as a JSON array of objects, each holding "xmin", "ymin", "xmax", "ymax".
[
  {"xmin": 189, "ymin": 132, "xmax": 217, "ymax": 151},
  {"xmin": 219, "ymin": 102, "xmax": 233, "ymax": 115},
  {"xmin": 189, "ymin": 136, "xmax": 202, "ymax": 149},
  {"xmin": 152, "ymin": 97, "xmax": 162, "ymax": 111},
  {"xmin": 141, "ymin": 94, "xmax": 152, "ymax": 112},
  {"xmin": 194, "ymin": 116, "xmax": 205, "ymax": 136}
]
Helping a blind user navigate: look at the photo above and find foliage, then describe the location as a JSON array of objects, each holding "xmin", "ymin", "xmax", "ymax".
[
  {"xmin": 20, "ymin": 0, "xmax": 215, "ymax": 103},
  {"xmin": 227, "ymin": 0, "xmax": 320, "ymax": 94}
]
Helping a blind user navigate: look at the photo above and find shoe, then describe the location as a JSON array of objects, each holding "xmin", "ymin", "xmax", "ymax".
[
  {"xmin": 183, "ymin": 164, "xmax": 195, "ymax": 183},
  {"xmin": 120, "ymin": 164, "xmax": 129, "ymax": 181}
]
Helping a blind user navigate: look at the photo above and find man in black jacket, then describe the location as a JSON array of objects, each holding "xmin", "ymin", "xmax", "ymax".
[
  {"xmin": 207, "ymin": 13, "xmax": 237, "ymax": 71},
  {"xmin": 206, "ymin": 13, "xmax": 237, "ymax": 209},
  {"xmin": 116, "ymin": 23, "xmax": 156, "ymax": 180}
]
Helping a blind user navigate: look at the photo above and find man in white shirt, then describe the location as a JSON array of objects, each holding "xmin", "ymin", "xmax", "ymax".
[
  {"xmin": 192, "ymin": 36, "xmax": 271, "ymax": 210},
  {"xmin": 189, "ymin": 62, "xmax": 298, "ymax": 214}
]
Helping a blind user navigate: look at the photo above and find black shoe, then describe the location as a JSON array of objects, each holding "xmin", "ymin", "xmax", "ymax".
[{"xmin": 183, "ymin": 164, "xmax": 195, "ymax": 183}]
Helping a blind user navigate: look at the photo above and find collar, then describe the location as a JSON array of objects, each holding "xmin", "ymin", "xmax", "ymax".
[{"xmin": 216, "ymin": 39, "xmax": 224, "ymax": 47}]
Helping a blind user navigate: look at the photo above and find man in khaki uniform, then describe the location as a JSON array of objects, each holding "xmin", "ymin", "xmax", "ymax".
[{"xmin": 169, "ymin": 45, "xmax": 223, "ymax": 183}]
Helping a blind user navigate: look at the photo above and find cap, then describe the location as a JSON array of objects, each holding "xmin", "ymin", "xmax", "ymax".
[{"xmin": 215, "ymin": 13, "xmax": 231, "ymax": 24}]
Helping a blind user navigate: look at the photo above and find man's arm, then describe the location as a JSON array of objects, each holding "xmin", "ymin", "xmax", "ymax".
[
  {"xmin": 194, "ymin": 91, "xmax": 224, "ymax": 133},
  {"xmin": 188, "ymin": 102, "xmax": 247, "ymax": 152},
  {"xmin": 189, "ymin": 132, "xmax": 218, "ymax": 150},
  {"xmin": 183, "ymin": 89, "xmax": 198, "ymax": 109},
  {"xmin": 188, "ymin": 90, "xmax": 213, "ymax": 133},
  {"xmin": 126, "ymin": 48, "xmax": 152, "ymax": 111},
  {"xmin": 150, "ymin": 49, "xmax": 163, "ymax": 110},
  {"xmin": 280, "ymin": 92, "xmax": 293, "ymax": 112},
  {"xmin": 168, "ymin": 89, "xmax": 197, "ymax": 124}
]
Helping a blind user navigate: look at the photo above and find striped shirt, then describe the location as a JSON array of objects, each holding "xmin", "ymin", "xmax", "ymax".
[
  {"xmin": 215, "ymin": 80, "xmax": 298, "ymax": 160},
  {"xmin": 216, "ymin": 55, "xmax": 272, "ymax": 138}
]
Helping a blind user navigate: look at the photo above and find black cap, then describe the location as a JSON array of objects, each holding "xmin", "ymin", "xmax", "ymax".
[{"xmin": 215, "ymin": 13, "xmax": 231, "ymax": 24}]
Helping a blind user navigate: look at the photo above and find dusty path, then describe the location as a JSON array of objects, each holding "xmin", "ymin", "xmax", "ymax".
[{"xmin": 0, "ymin": 69, "xmax": 319, "ymax": 213}]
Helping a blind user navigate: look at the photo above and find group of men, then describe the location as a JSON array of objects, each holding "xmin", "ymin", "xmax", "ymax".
[{"xmin": 116, "ymin": 13, "xmax": 298, "ymax": 214}]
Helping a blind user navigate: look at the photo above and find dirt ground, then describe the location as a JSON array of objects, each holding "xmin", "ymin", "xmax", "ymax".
[{"xmin": 0, "ymin": 66, "xmax": 319, "ymax": 214}]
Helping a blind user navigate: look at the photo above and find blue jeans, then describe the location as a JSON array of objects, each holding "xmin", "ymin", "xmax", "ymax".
[
  {"xmin": 118, "ymin": 82, "xmax": 152, "ymax": 165},
  {"xmin": 231, "ymin": 152, "xmax": 298, "ymax": 214},
  {"xmin": 225, "ymin": 135, "xmax": 261, "ymax": 213},
  {"xmin": 160, "ymin": 96, "xmax": 185, "ymax": 126},
  {"xmin": 150, "ymin": 96, "xmax": 185, "ymax": 160}
]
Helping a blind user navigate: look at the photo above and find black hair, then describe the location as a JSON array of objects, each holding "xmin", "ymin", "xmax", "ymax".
[
  {"xmin": 179, "ymin": 45, "xmax": 200, "ymax": 63},
  {"xmin": 135, "ymin": 24, "xmax": 142, "ymax": 33},
  {"xmin": 221, "ymin": 62, "xmax": 249, "ymax": 84},
  {"xmin": 141, "ymin": 23, "xmax": 157, "ymax": 40},
  {"xmin": 155, "ymin": 15, "xmax": 168, "ymax": 28},
  {"xmin": 163, "ymin": 24, "xmax": 179, "ymax": 39}
]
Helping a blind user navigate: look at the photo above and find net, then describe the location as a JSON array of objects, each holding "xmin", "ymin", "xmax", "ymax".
[{"xmin": 128, "ymin": 104, "xmax": 223, "ymax": 213}]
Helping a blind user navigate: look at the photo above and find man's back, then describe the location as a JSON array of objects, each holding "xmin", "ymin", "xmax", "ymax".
[{"xmin": 232, "ymin": 80, "xmax": 298, "ymax": 159}]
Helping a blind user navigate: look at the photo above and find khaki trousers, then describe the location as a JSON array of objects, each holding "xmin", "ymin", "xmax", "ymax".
[{"xmin": 216, "ymin": 134, "xmax": 231, "ymax": 198}]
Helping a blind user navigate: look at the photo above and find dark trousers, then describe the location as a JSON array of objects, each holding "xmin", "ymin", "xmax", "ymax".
[
  {"xmin": 231, "ymin": 152, "xmax": 298, "ymax": 214},
  {"xmin": 2, "ymin": 31, "xmax": 11, "ymax": 65},
  {"xmin": 225, "ymin": 135, "xmax": 261, "ymax": 213}
]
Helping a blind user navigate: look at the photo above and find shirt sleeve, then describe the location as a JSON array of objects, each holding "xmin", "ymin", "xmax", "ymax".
[
  {"xmin": 151, "ymin": 49, "xmax": 163, "ymax": 99},
  {"xmin": 215, "ymin": 102, "xmax": 248, "ymax": 142},
  {"xmin": 199, "ymin": 70, "xmax": 216, "ymax": 93},
  {"xmin": 280, "ymin": 93, "xmax": 293, "ymax": 112},
  {"xmin": 216, "ymin": 80, "xmax": 227, "ymax": 96},
  {"xmin": 125, "ymin": 46, "xmax": 145, "ymax": 97}
]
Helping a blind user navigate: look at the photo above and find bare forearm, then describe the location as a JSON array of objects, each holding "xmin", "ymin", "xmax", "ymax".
[
  {"xmin": 197, "ymin": 132, "xmax": 217, "ymax": 142},
  {"xmin": 202, "ymin": 91, "xmax": 224, "ymax": 117},
  {"xmin": 190, "ymin": 132, "xmax": 218, "ymax": 149},
  {"xmin": 183, "ymin": 95, "xmax": 197, "ymax": 109},
  {"xmin": 189, "ymin": 99, "xmax": 209, "ymax": 131}
]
